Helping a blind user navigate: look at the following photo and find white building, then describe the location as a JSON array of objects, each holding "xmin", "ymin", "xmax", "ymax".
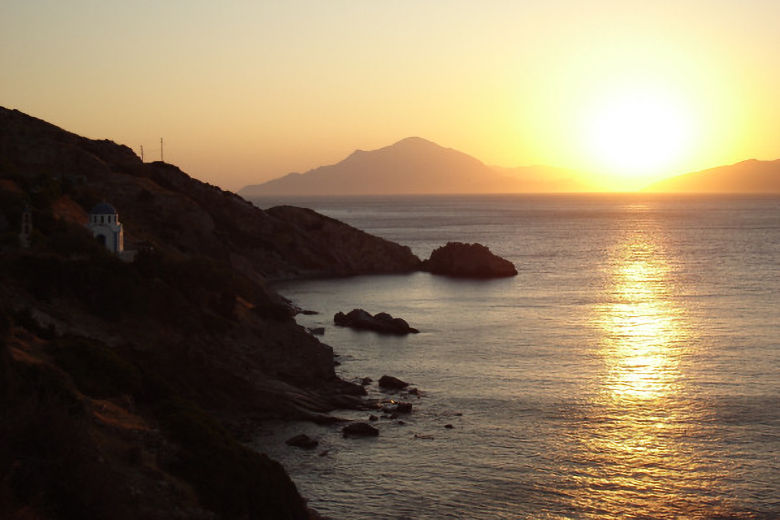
[{"xmin": 87, "ymin": 202, "xmax": 124, "ymax": 253}]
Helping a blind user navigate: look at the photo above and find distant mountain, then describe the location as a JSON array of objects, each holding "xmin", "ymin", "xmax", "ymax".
[
  {"xmin": 645, "ymin": 159, "xmax": 780, "ymax": 193},
  {"xmin": 240, "ymin": 137, "xmax": 589, "ymax": 196}
]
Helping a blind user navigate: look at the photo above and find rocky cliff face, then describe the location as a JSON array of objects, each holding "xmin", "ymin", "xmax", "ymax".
[{"xmin": 0, "ymin": 107, "xmax": 421, "ymax": 519}]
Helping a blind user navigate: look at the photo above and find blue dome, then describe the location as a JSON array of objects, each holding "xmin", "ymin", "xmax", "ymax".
[{"xmin": 89, "ymin": 202, "xmax": 117, "ymax": 215}]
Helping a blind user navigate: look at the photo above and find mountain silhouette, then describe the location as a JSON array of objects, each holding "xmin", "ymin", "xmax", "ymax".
[
  {"xmin": 240, "ymin": 137, "xmax": 588, "ymax": 196},
  {"xmin": 645, "ymin": 159, "xmax": 780, "ymax": 193}
]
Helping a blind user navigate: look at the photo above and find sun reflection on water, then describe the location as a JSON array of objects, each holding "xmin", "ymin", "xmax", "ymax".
[
  {"xmin": 571, "ymin": 231, "xmax": 724, "ymax": 518},
  {"xmin": 597, "ymin": 239, "xmax": 691, "ymax": 402}
]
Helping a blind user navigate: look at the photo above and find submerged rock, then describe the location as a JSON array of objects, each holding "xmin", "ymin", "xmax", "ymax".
[
  {"xmin": 285, "ymin": 433, "xmax": 319, "ymax": 449},
  {"xmin": 422, "ymin": 241, "xmax": 517, "ymax": 278},
  {"xmin": 378, "ymin": 375, "xmax": 409, "ymax": 390},
  {"xmin": 342, "ymin": 422, "xmax": 379, "ymax": 438},
  {"xmin": 396, "ymin": 402, "xmax": 413, "ymax": 413},
  {"xmin": 334, "ymin": 309, "xmax": 419, "ymax": 334},
  {"xmin": 381, "ymin": 401, "xmax": 413, "ymax": 414}
]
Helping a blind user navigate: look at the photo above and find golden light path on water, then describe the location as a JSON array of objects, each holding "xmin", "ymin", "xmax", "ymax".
[
  {"xmin": 573, "ymin": 224, "xmax": 730, "ymax": 518},
  {"xmin": 599, "ymin": 237, "xmax": 687, "ymax": 402}
]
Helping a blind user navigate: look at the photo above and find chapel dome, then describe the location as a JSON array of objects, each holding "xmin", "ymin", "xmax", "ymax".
[{"xmin": 89, "ymin": 202, "xmax": 118, "ymax": 215}]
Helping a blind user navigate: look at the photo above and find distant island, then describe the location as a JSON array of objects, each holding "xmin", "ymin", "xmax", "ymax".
[
  {"xmin": 241, "ymin": 138, "xmax": 780, "ymax": 196},
  {"xmin": 643, "ymin": 159, "xmax": 780, "ymax": 193},
  {"xmin": 239, "ymin": 137, "xmax": 591, "ymax": 196}
]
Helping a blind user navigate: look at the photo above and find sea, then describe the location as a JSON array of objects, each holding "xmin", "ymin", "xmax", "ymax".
[{"xmin": 250, "ymin": 194, "xmax": 780, "ymax": 520}]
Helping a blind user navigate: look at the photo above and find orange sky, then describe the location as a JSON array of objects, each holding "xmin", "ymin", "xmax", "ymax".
[{"xmin": 2, "ymin": 1, "xmax": 779, "ymax": 191}]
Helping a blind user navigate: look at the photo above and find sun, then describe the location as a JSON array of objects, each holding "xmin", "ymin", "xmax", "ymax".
[{"xmin": 583, "ymin": 88, "xmax": 694, "ymax": 185}]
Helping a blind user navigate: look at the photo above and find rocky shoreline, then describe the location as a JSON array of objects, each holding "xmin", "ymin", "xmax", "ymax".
[{"xmin": 0, "ymin": 107, "xmax": 509, "ymax": 520}]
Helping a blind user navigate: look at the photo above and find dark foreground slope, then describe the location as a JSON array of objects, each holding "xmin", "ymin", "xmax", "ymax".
[{"xmin": 0, "ymin": 107, "xmax": 421, "ymax": 519}]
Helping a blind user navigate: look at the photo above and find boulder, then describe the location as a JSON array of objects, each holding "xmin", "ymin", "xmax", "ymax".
[
  {"xmin": 334, "ymin": 309, "xmax": 419, "ymax": 334},
  {"xmin": 422, "ymin": 242, "xmax": 517, "ymax": 278},
  {"xmin": 378, "ymin": 375, "xmax": 409, "ymax": 390},
  {"xmin": 285, "ymin": 434, "xmax": 318, "ymax": 449},
  {"xmin": 379, "ymin": 399, "xmax": 412, "ymax": 414},
  {"xmin": 395, "ymin": 402, "xmax": 413, "ymax": 413},
  {"xmin": 342, "ymin": 422, "xmax": 379, "ymax": 438}
]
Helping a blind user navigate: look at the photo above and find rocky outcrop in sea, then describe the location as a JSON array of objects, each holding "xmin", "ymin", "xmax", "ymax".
[
  {"xmin": 334, "ymin": 309, "xmax": 419, "ymax": 334},
  {"xmin": 423, "ymin": 241, "xmax": 518, "ymax": 278}
]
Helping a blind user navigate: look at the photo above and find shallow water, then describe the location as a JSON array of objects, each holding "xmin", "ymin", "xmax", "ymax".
[{"xmin": 253, "ymin": 194, "xmax": 780, "ymax": 519}]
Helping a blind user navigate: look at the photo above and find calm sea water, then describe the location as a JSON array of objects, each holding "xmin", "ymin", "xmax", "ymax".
[{"xmin": 252, "ymin": 194, "xmax": 780, "ymax": 520}]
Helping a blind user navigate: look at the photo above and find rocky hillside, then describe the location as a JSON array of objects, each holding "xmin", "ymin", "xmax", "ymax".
[
  {"xmin": 0, "ymin": 107, "xmax": 420, "ymax": 281},
  {"xmin": 0, "ymin": 107, "xmax": 422, "ymax": 519}
]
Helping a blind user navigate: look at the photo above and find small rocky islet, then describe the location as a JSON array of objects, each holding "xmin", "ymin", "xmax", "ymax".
[{"xmin": 422, "ymin": 241, "xmax": 518, "ymax": 278}]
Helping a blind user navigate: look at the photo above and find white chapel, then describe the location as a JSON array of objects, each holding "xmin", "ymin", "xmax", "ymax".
[{"xmin": 87, "ymin": 202, "xmax": 124, "ymax": 253}]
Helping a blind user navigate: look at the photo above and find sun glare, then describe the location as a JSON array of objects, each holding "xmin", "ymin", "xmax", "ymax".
[{"xmin": 583, "ymin": 88, "xmax": 694, "ymax": 187}]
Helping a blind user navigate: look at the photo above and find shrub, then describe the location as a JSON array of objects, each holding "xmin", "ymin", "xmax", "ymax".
[
  {"xmin": 41, "ymin": 220, "xmax": 106, "ymax": 257},
  {"xmin": 11, "ymin": 307, "xmax": 54, "ymax": 339},
  {"xmin": 0, "ymin": 308, "xmax": 11, "ymax": 338},
  {"xmin": 49, "ymin": 336, "xmax": 141, "ymax": 399},
  {"xmin": 29, "ymin": 174, "xmax": 62, "ymax": 211}
]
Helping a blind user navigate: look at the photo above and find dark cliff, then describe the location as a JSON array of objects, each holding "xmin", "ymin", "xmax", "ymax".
[{"xmin": 0, "ymin": 107, "xmax": 421, "ymax": 519}]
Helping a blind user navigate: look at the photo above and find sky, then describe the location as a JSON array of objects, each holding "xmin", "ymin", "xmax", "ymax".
[{"xmin": 3, "ymin": 1, "xmax": 779, "ymax": 191}]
